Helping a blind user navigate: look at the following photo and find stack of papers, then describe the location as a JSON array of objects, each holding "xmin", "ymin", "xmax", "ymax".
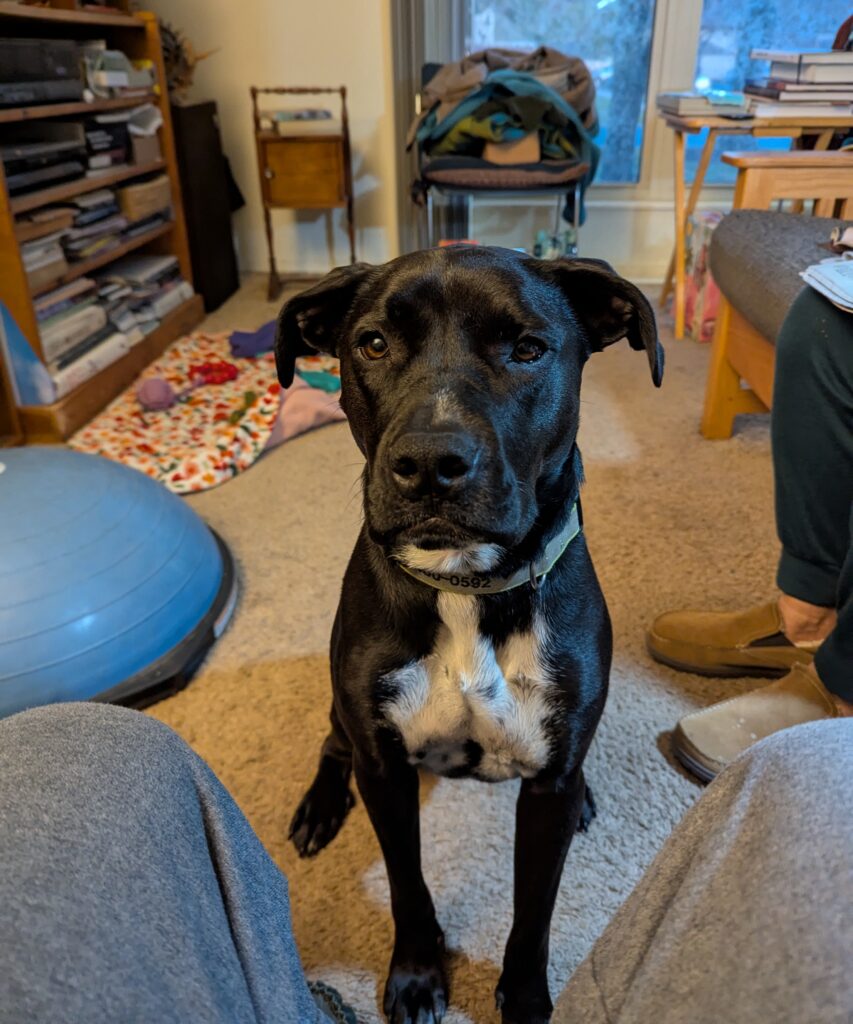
[{"xmin": 801, "ymin": 256, "xmax": 853, "ymax": 312}]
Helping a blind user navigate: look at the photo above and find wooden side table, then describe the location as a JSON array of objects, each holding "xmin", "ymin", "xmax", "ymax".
[
  {"xmin": 250, "ymin": 85, "xmax": 356, "ymax": 300},
  {"xmin": 657, "ymin": 111, "xmax": 853, "ymax": 339}
]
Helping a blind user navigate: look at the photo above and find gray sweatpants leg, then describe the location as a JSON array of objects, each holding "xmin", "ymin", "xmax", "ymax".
[
  {"xmin": 554, "ymin": 719, "xmax": 853, "ymax": 1024},
  {"xmin": 0, "ymin": 703, "xmax": 329, "ymax": 1024}
]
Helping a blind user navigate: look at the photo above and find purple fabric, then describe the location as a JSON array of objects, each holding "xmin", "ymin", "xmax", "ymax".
[{"xmin": 229, "ymin": 321, "xmax": 276, "ymax": 359}]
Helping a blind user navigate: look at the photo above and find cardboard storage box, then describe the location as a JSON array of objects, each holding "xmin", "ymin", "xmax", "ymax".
[
  {"xmin": 131, "ymin": 133, "xmax": 162, "ymax": 165},
  {"xmin": 117, "ymin": 174, "xmax": 171, "ymax": 222}
]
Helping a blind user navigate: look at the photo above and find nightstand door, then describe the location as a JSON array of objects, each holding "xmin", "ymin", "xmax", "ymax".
[{"xmin": 262, "ymin": 137, "xmax": 346, "ymax": 208}]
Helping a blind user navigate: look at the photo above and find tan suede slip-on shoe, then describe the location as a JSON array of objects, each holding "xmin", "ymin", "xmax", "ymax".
[
  {"xmin": 672, "ymin": 663, "xmax": 839, "ymax": 782},
  {"xmin": 646, "ymin": 601, "xmax": 817, "ymax": 678}
]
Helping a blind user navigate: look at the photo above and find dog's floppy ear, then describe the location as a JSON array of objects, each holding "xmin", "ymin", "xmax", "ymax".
[
  {"xmin": 274, "ymin": 262, "xmax": 375, "ymax": 387},
  {"xmin": 543, "ymin": 257, "xmax": 664, "ymax": 387}
]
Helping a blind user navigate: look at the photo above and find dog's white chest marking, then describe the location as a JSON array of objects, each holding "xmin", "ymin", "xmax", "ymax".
[{"xmin": 381, "ymin": 593, "xmax": 554, "ymax": 781}]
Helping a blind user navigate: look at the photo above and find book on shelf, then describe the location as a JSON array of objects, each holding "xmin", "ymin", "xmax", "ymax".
[
  {"xmin": 107, "ymin": 253, "xmax": 180, "ymax": 286},
  {"xmin": 38, "ymin": 293, "xmax": 98, "ymax": 329},
  {"xmin": 88, "ymin": 149, "xmax": 127, "ymax": 171},
  {"xmin": 39, "ymin": 302, "xmax": 108, "ymax": 364},
  {"xmin": 21, "ymin": 232, "xmax": 69, "ymax": 292},
  {"xmin": 66, "ymin": 212, "xmax": 128, "ymax": 242},
  {"xmin": 21, "ymin": 231, "xmax": 67, "ymax": 269},
  {"xmin": 51, "ymin": 328, "xmax": 143, "ymax": 401},
  {"xmin": 65, "ymin": 233, "xmax": 122, "ymax": 261},
  {"xmin": 50, "ymin": 320, "xmax": 116, "ymax": 371},
  {"xmin": 34, "ymin": 277, "xmax": 97, "ymax": 320}
]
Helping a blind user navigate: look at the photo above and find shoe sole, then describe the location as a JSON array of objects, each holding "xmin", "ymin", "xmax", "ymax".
[
  {"xmin": 646, "ymin": 638, "xmax": 792, "ymax": 680},
  {"xmin": 672, "ymin": 739, "xmax": 718, "ymax": 784},
  {"xmin": 671, "ymin": 724, "xmax": 720, "ymax": 786}
]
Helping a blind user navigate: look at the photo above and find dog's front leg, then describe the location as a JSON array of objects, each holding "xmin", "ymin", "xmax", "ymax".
[
  {"xmin": 497, "ymin": 767, "xmax": 587, "ymax": 1024},
  {"xmin": 354, "ymin": 756, "xmax": 448, "ymax": 1023}
]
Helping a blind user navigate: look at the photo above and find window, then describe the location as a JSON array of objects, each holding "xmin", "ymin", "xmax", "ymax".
[
  {"xmin": 690, "ymin": 0, "xmax": 852, "ymax": 183},
  {"xmin": 466, "ymin": 0, "xmax": 657, "ymax": 184}
]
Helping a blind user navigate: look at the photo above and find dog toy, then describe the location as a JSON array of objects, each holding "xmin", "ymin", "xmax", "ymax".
[{"xmin": 136, "ymin": 360, "xmax": 239, "ymax": 411}]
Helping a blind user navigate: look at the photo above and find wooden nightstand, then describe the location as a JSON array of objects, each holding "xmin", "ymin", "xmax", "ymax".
[{"xmin": 250, "ymin": 86, "xmax": 355, "ymax": 300}]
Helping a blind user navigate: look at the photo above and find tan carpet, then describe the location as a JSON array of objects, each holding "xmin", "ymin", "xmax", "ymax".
[{"xmin": 148, "ymin": 274, "xmax": 777, "ymax": 1023}]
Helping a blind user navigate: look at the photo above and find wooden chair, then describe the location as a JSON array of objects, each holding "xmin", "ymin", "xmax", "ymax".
[{"xmin": 701, "ymin": 151, "xmax": 853, "ymax": 439}]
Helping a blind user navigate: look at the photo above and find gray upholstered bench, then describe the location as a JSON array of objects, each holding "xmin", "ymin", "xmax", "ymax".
[{"xmin": 699, "ymin": 151, "xmax": 853, "ymax": 438}]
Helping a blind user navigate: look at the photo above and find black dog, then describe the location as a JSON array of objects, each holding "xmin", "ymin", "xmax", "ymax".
[{"xmin": 275, "ymin": 246, "xmax": 662, "ymax": 1024}]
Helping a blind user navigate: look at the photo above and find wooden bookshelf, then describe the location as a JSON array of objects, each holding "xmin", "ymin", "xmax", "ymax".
[
  {"xmin": 0, "ymin": 358, "xmax": 22, "ymax": 445},
  {"xmin": 0, "ymin": 8, "xmax": 202, "ymax": 444},
  {"xmin": 10, "ymin": 159, "xmax": 165, "ymax": 215},
  {"xmin": 0, "ymin": 2, "xmax": 144, "ymax": 29},
  {"xmin": 0, "ymin": 93, "xmax": 158, "ymax": 125},
  {"xmin": 31, "ymin": 220, "xmax": 174, "ymax": 296}
]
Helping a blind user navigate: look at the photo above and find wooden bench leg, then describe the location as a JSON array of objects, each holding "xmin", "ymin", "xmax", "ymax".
[{"xmin": 700, "ymin": 298, "xmax": 766, "ymax": 439}]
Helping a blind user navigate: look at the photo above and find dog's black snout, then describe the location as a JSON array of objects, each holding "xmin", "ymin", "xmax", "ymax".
[{"xmin": 389, "ymin": 430, "xmax": 480, "ymax": 499}]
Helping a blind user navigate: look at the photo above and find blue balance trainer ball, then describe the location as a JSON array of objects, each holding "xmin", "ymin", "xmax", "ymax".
[{"xmin": 0, "ymin": 447, "xmax": 237, "ymax": 718}]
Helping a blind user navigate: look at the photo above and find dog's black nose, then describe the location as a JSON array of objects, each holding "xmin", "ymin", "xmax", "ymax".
[{"xmin": 389, "ymin": 430, "xmax": 480, "ymax": 499}]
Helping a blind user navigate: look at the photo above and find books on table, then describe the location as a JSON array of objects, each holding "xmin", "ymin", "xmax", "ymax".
[
  {"xmin": 656, "ymin": 90, "xmax": 747, "ymax": 117},
  {"xmin": 745, "ymin": 50, "xmax": 853, "ymax": 117},
  {"xmin": 750, "ymin": 47, "xmax": 853, "ymax": 85},
  {"xmin": 745, "ymin": 79, "xmax": 853, "ymax": 103},
  {"xmin": 745, "ymin": 100, "xmax": 852, "ymax": 118}
]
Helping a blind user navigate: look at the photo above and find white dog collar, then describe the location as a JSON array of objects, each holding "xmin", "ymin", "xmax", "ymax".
[{"xmin": 397, "ymin": 502, "xmax": 580, "ymax": 595}]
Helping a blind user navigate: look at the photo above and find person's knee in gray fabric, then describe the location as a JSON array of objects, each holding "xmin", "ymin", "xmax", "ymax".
[
  {"xmin": 554, "ymin": 718, "xmax": 853, "ymax": 1024},
  {"xmin": 736, "ymin": 715, "xmax": 851, "ymax": 779},
  {"xmin": 0, "ymin": 703, "xmax": 330, "ymax": 1024},
  {"xmin": 0, "ymin": 701, "xmax": 189, "ymax": 798}
]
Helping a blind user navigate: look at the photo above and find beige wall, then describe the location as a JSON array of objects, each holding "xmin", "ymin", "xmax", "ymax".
[{"xmin": 147, "ymin": 0, "xmax": 399, "ymax": 274}]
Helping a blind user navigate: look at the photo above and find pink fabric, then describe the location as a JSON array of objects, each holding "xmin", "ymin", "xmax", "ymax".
[{"xmin": 265, "ymin": 374, "xmax": 346, "ymax": 449}]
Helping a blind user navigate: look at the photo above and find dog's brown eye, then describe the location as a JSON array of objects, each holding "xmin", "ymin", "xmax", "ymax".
[
  {"xmin": 360, "ymin": 335, "xmax": 389, "ymax": 361},
  {"xmin": 512, "ymin": 339, "xmax": 545, "ymax": 363}
]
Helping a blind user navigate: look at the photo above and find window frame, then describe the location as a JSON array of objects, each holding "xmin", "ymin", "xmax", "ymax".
[{"xmin": 390, "ymin": 0, "xmax": 733, "ymax": 258}]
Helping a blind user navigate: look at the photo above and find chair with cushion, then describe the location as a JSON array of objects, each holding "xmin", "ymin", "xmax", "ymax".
[
  {"xmin": 410, "ymin": 48, "xmax": 599, "ymax": 248},
  {"xmin": 701, "ymin": 151, "xmax": 853, "ymax": 439}
]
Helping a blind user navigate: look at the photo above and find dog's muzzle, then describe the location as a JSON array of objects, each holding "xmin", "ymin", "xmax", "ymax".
[{"xmin": 388, "ymin": 428, "xmax": 482, "ymax": 502}]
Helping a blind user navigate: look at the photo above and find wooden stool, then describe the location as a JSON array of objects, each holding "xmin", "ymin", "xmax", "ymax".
[{"xmin": 250, "ymin": 85, "xmax": 356, "ymax": 301}]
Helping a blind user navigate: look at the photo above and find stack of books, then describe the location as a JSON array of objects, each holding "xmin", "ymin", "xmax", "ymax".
[
  {"xmin": 656, "ymin": 89, "xmax": 748, "ymax": 117},
  {"xmin": 31, "ymin": 271, "xmax": 160, "ymax": 400},
  {"xmin": 63, "ymin": 190, "xmax": 128, "ymax": 263},
  {"xmin": 83, "ymin": 112, "xmax": 130, "ymax": 171},
  {"xmin": 96, "ymin": 255, "xmax": 193, "ymax": 337},
  {"xmin": 32, "ymin": 275, "xmax": 143, "ymax": 399},
  {"xmin": 21, "ymin": 231, "xmax": 68, "ymax": 292},
  {"xmin": 746, "ymin": 49, "xmax": 853, "ymax": 116}
]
